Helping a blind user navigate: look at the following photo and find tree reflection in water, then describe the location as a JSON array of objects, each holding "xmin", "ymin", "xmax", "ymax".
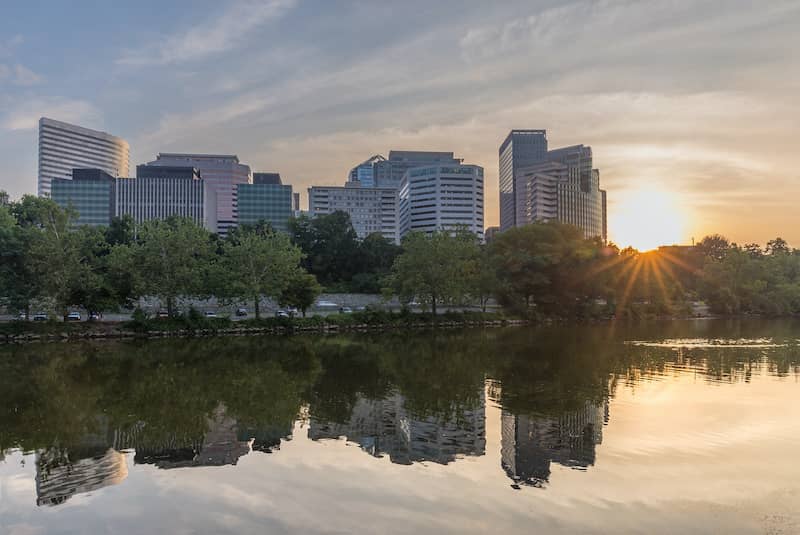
[{"xmin": 1, "ymin": 318, "xmax": 798, "ymax": 505}]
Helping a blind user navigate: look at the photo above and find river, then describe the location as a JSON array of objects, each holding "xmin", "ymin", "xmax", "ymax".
[{"xmin": 1, "ymin": 319, "xmax": 798, "ymax": 534}]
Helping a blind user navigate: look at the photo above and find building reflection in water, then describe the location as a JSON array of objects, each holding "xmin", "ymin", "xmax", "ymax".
[
  {"xmin": 34, "ymin": 403, "xmax": 265, "ymax": 506},
  {"xmin": 500, "ymin": 399, "xmax": 608, "ymax": 488},
  {"xmin": 118, "ymin": 404, "xmax": 252, "ymax": 469},
  {"xmin": 308, "ymin": 391, "xmax": 486, "ymax": 465},
  {"xmin": 36, "ymin": 448, "xmax": 128, "ymax": 507}
]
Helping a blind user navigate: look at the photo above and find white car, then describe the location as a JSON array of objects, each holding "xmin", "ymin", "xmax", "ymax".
[
  {"xmin": 67, "ymin": 311, "xmax": 82, "ymax": 321},
  {"xmin": 204, "ymin": 311, "xmax": 218, "ymax": 318}
]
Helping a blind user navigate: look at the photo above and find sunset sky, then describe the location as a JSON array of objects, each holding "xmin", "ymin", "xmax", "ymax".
[{"xmin": 0, "ymin": 0, "xmax": 798, "ymax": 248}]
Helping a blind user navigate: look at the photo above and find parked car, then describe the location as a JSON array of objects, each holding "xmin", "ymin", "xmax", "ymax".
[
  {"xmin": 339, "ymin": 306, "xmax": 353, "ymax": 314},
  {"xmin": 32, "ymin": 312, "xmax": 48, "ymax": 322},
  {"xmin": 66, "ymin": 311, "xmax": 81, "ymax": 321},
  {"xmin": 17, "ymin": 312, "xmax": 28, "ymax": 321},
  {"xmin": 89, "ymin": 312, "xmax": 102, "ymax": 321},
  {"xmin": 315, "ymin": 300, "xmax": 340, "ymax": 309},
  {"xmin": 204, "ymin": 311, "xmax": 217, "ymax": 318},
  {"xmin": 235, "ymin": 308, "xmax": 248, "ymax": 317},
  {"xmin": 275, "ymin": 309, "xmax": 291, "ymax": 318},
  {"xmin": 157, "ymin": 309, "xmax": 169, "ymax": 318}
]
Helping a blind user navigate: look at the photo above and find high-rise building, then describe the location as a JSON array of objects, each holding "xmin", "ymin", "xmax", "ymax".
[
  {"xmin": 38, "ymin": 117, "xmax": 129, "ymax": 197},
  {"xmin": 373, "ymin": 151, "xmax": 460, "ymax": 188},
  {"xmin": 51, "ymin": 168, "xmax": 117, "ymax": 227},
  {"xmin": 237, "ymin": 172, "xmax": 294, "ymax": 232},
  {"xmin": 500, "ymin": 130, "xmax": 607, "ymax": 241},
  {"xmin": 0, "ymin": 191, "xmax": 9, "ymax": 206},
  {"xmin": 498, "ymin": 130, "xmax": 548, "ymax": 231},
  {"xmin": 147, "ymin": 153, "xmax": 250, "ymax": 236},
  {"xmin": 347, "ymin": 155, "xmax": 386, "ymax": 187},
  {"xmin": 308, "ymin": 183, "xmax": 399, "ymax": 243},
  {"xmin": 116, "ymin": 165, "xmax": 216, "ymax": 231},
  {"xmin": 398, "ymin": 163, "xmax": 484, "ymax": 240}
]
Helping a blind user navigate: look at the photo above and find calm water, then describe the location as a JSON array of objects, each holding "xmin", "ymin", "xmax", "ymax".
[{"xmin": 1, "ymin": 320, "xmax": 799, "ymax": 534}]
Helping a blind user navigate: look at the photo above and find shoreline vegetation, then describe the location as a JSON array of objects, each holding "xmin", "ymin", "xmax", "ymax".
[
  {"xmin": 3, "ymin": 194, "xmax": 800, "ymax": 345},
  {"xmin": 0, "ymin": 310, "xmax": 528, "ymax": 344}
]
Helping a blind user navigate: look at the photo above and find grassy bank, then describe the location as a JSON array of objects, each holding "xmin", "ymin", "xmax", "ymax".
[{"xmin": 0, "ymin": 310, "xmax": 524, "ymax": 344}]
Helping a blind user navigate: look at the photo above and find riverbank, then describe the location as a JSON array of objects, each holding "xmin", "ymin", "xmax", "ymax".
[{"xmin": 0, "ymin": 310, "xmax": 527, "ymax": 344}]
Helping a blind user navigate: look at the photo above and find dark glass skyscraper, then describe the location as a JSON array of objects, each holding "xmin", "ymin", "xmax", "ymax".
[{"xmin": 498, "ymin": 130, "xmax": 548, "ymax": 231}]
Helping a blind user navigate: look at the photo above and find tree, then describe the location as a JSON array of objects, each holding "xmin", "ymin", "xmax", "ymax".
[
  {"xmin": 387, "ymin": 229, "xmax": 479, "ymax": 316},
  {"xmin": 697, "ymin": 234, "xmax": 731, "ymax": 261},
  {"xmin": 351, "ymin": 233, "xmax": 401, "ymax": 293},
  {"xmin": 489, "ymin": 222, "xmax": 604, "ymax": 317},
  {"xmin": 288, "ymin": 212, "xmax": 360, "ymax": 286},
  {"xmin": 219, "ymin": 229, "xmax": 304, "ymax": 319},
  {"xmin": 470, "ymin": 246, "xmax": 497, "ymax": 312},
  {"xmin": 279, "ymin": 273, "xmax": 322, "ymax": 317},
  {"xmin": 766, "ymin": 237, "xmax": 790, "ymax": 256},
  {"xmin": 121, "ymin": 218, "xmax": 216, "ymax": 315}
]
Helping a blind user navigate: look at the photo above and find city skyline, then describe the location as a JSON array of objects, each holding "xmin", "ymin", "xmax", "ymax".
[{"xmin": 1, "ymin": 1, "xmax": 798, "ymax": 248}]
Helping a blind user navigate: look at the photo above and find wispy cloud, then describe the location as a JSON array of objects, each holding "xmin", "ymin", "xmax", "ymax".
[
  {"xmin": 1, "ymin": 97, "xmax": 100, "ymax": 131},
  {"xmin": 117, "ymin": 0, "xmax": 296, "ymax": 66}
]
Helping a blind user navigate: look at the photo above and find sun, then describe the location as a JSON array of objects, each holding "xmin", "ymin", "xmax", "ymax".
[{"xmin": 609, "ymin": 187, "xmax": 688, "ymax": 251}]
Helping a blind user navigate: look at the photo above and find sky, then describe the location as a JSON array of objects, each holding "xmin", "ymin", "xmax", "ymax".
[{"xmin": 0, "ymin": 0, "xmax": 798, "ymax": 247}]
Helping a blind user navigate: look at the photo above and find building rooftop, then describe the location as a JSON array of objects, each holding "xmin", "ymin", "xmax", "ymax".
[
  {"xmin": 156, "ymin": 153, "xmax": 240, "ymax": 163},
  {"xmin": 39, "ymin": 117, "xmax": 128, "ymax": 145}
]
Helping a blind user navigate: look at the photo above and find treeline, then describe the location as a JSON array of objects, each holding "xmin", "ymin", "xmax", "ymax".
[
  {"xmin": 0, "ymin": 196, "xmax": 321, "ymax": 319},
  {"xmin": 2, "ymin": 193, "xmax": 799, "ymax": 320}
]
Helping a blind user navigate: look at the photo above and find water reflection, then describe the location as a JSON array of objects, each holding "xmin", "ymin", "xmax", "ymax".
[
  {"xmin": 499, "ymin": 400, "xmax": 607, "ymax": 488},
  {"xmin": 0, "ymin": 319, "xmax": 798, "ymax": 515},
  {"xmin": 309, "ymin": 391, "xmax": 486, "ymax": 465}
]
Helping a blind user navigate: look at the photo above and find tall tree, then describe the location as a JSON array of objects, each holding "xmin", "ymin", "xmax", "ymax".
[
  {"xmin": 219, "ymin": 229, "xmax": 304, "ymax": 319},
  {"xmin": 279, "ymin": 273, "xmax": 322, "ymax": 317},
  {"xmin": 387, "ymin": 229, "xmax": 479, "ymax": 316},
  {"xmin": 121, "ymin": 218, "xmax": 216, "ymax": 315},
  {"xmin": 289, "ymin": 212, "xmax": 360, "ymax": 286}
]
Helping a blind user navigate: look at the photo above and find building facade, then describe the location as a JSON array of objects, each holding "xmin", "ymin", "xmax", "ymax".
[
  {"xmin": 500, "ymin": 130, "xmax": 607, "ymax": 241},
  {"xmin": 348, "ymin": 155, "xmax": 386, "ymax": 187},
  {"xmin": 38, "ymin": 117, "xmax": 129, "ymax": 197},
  {"xmin": 116, "ymin": 166, "xmax": 216, "ymax": 231},
  {"xmin": 147, "ymin": 153, "xmax": 250, "ymax": 236},
  {"xmin": 50, "ymin": 169, "xmax": 116, "ymax": 227},
  {"xmin": 237, "ymin": 173, "xmax": 293, "ymax": 232},
  {"xmin": 498, "ymin": 130, "xmax": 548, "ymax": 231},
  {"xmin": 373, "ymin": 151, "xmax": 460, "ymax": 188},
  {"xmin": 398, "ymin": 164, "xmax": 484, "ymax": 240},
  {"xmin": 308, "ymin": 183, "xmax": 399, "ymax": 243}
]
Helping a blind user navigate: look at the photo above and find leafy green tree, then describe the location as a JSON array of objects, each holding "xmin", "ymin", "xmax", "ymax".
[
  {"xmin": 219, "ymin": 229, "xmax": 304, "ymax": 319},
  {"xmin": 489, "ymin": 222, "xmax": 606, "ymax": 317},
  {"xmin": 289, "ymin": 212, "xmax": 360, "ymax": 287},
  {"xmin": 279, "ymin": 273, "xmax": 322, "ymax": 317},
  {"xmin": 120, "ymin": 218, "xmax": 216, "ymax": 315},
  {"xmin": 387, "ymin": 229, "xmax": 479, "ymax": 316}
]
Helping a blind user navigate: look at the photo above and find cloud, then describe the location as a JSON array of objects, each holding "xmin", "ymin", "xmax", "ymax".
[
  {"xmin": 117, "ymin": 0, "xmax": 296, "ymax": 66},
  {"xmin": 1, "ymin": 97, "xmax": 100, "ymax": 131},
  {"xmin": 0, "ymin": 63, "xmax": 44, "ymax": 86},
  {"xmin": 0, "ymin": 34, "xmax": 23, "ymax": 58},
  {"xmin": 11, "ymin": 64, "xmax": 43, "ymax": 86}
]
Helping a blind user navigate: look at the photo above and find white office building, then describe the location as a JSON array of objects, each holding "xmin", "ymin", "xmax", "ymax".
[
  {"xmin": 308, "ymin": 183, "xmax": 399, "ymax": 243},
  {"xmin": 398, "ymin": 164, "xmax": 484, "ymax": 240},
  {"xmin": 38, "ymin": 117, "xmax": 129, "ymax": 197},
  {"xmin": 116, "ymin": 173, "xmax": 217, "ymax": 231}
]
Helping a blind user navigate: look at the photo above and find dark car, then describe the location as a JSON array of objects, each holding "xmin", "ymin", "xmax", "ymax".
[
  {"xmin": 33, "ymin": 312, "xmax": 48, "ymax": 322},
  {"xmin": 236, "ymin": 308, "xmax": 248, "ymax": 317}
]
